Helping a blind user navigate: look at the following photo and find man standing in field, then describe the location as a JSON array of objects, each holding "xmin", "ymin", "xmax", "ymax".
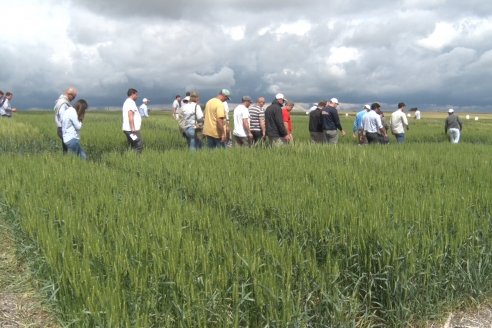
[
  {"xmin": 282, "ymin": 101, "xmax": 295, "ymax": 143},
  {"xmin": 203, "ymin": 89, "xmax": 231, "ymax": 148},
  {"xmin": 309, "ymin": 101, "xmax": 326, "ymax": 143},
  {"xmin": 362, "ymin": 103, "xmax": 387, "ymax": 144},
  {"xmin": 54, "ymin": 87, "xmax": 77, "ymax": 153},
  {"xmin": 390, "ymin": 102, "xmax": 409, "ymax": 144},
  {"xmin": 445, "ymin": 108, "xmax": 463, "ymax": 144},
  {"xmin": 172, "ymin": 95, "xmax": 181, "ymax": 120},
  {"xmin": 265, "ymin": 93, "xmax": 290, "ymax": 146},
  {"xmin": 232, "ymin": 96, "xmax": 253, "ymax": 147},
  {"xmin": 321, "ymin": 98, "xmax": 346, "ymax": 144},
  {"xmin": 248, "ymin": 96, "xmax": 266, "ymax": 144},
  {"xmin": 122, "ymin": 88, "xmax": 143, "ymax": 153},
  {"xmin": 139, "ymin": 98, "xmax": 150, "ymax": 118},
  {"xmin": 352, "ymin": 104, "xmax": 370, "ymax": 145}
]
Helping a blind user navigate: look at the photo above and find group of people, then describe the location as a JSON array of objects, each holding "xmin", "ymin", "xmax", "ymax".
[
  {"xmin": 172, "ymin": 90, "xmax": 299, "ymax": 150},
  {"xmin": 0, "ymin": 90, "xmax": 15, "ymax": 118},
  {"xmin": 169, "ymin": 89, "xmax": 467, "ymax": 151},
  {"xmin": 50, "ymin": 86, "xmax": 464, "ymax": 158}
]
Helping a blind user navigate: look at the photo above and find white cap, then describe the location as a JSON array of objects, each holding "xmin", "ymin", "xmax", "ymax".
[
  {"xmin": 330, "ymin": 97, "xmax": 339, "ymax": 104},
  {"xmin": 364, "ymin": 104, "xmax": 370, "ymax": 110},
  {"xmin": 142, "ymin": 98, "xmax": 148, "ymax": 103},
  {"xmin": 448, "ymin": 108, "xmax": 454, "ymax": 113},
  {"xmin": 275, "ymin": 93, "xmax": 285, "ymax": 100}
]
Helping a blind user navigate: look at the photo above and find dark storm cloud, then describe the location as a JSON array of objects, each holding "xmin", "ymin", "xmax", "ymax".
[{"xmin": 2, "ymin": 0, "xmax": 492, "ymax": 111}]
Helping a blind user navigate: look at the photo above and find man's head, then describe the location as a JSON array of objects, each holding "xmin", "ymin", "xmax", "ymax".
[
  {"xmin": 175, "ymin": 95, "xmax": 181, "ymax": 101},
  {"xmin": 256, "ymin": 96, "xmax": 265, "ymax": 107},
  {"xmin": 127, "ymin": 88, "xmax": 138, "ymax": 100},
  {"xmin": 275, "ymin": 93, "xmax": 285, "ymax": 105},
  {"xmin": 370, "ymin": 102, "xmax": 381, "ymax": 111},
  {"xmin": 284, "ymin": 101, "xmax": 294, "ymax": 111},
  {"xmin": 363, "ymin": 104, "xmax": 371, "ymax": 111},
  {"xmin": 65, "ymin": 87, "xmax": 78, "ymax": 101},
  {"xmin": 448, "ymin": 108, "xmax": 454, "ymax": 115},
  {"xmin": 0, "ymin": 90, "xmax": 4, "ymax": 97},
  {"xmin": 329, "ymin": 98, "xmax": 339, "ymax": 108},
  {"xmin": 218, "ymin": 89, "xmax": 231, "ymax": 102},
  {"xmin": 242, "ymin": 96, "xmax": 252, "ymax": 107},
  {"xmin": 318, "ymin": 101, "xmax": 327, "ymax": 109},
  {"xmin": 190, "ymin": 91, "xmax": 199, "ymax": 103},
  {"xmin": 5, "ymin": 92, "xmax": 13, "ymax": 100},
  {"xmin": 398, "ymin": 102, "xmax": 406, "ymax": 111},
  {"xmin": 142, "ymin": 98, "xmax": 149, "ymax": 104}
]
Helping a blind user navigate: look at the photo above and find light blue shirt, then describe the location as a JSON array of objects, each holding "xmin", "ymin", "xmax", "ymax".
[
  {"xmin": 353, "ymin": 109, "xmax": 367, "ymax": 133},
  {"xmin": 62, "ymin": 107, "xmax": 82, "ymax": 143}
]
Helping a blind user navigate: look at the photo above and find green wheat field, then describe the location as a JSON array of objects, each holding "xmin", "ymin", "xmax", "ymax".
[{"xmin": 1, "ymin": 110, "xmax": 491, "ymax": 327}]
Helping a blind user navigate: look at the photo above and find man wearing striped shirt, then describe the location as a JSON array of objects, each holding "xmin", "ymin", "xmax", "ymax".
[{"xmin": 248, "ymin": 96, "xmax": 266, "ymax": 144}]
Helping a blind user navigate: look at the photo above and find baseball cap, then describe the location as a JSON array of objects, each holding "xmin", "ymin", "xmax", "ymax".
[
  {"xmin": 275, "ymin": 93, "xmax": 285, "ymax": 100},
  {"xmin": 142, "ymin": 98, "xmax": 148, "ymax": 103},
  {"xmin": 330, "ymin": 98, "xmax": 339, "ymax": 104},
  {"xmin": 242, "ymin": 96, "xmax": 252, "ymax": 102},
  {"xmin": 364, "ymin": 104, "xmax": 370, "ymax": 110},
  {"xmin": 220, "ymin": 89, "xmax": 231, "ymax": 100},
  {"xmin": 448, "ymin": 108, "xmax": 454, "ymax": 113}
]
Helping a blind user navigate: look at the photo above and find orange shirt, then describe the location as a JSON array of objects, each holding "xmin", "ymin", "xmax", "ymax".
[{"xmin": 282, "ymin": 107, "xmax": 292, "ymax": 133}]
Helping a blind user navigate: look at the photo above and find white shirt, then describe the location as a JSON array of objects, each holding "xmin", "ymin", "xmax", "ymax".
[
  {"xmin": 122, "ymin": 97, "xmax": 141, "ymax": 131},
  {"xmin": 179, "ymin": 102, "xmax": 203, "ymax": 128},
  {"xmin": 139, "ymin": 103, "xmax": 149, "ymax": 117},
  {"xmin": 415, "ymin": 110, "xmax": 421, "ymax": 119},
  {"xmin": 362, "ymin": 110, "xmax": 383, "ymax": 133},
  {"xmin": 390, "ymin": 110, "xmax": 409, "ymax": 134},
  {"xmin": 233, "ymin": 104, "xmax": 250, "ymax": 137},
  {"xmin": 223, "ymin": 101, "xmax": 230, "ymax": 122},
  {"xmin": 172, "ymin": 99, "xmax": 181, "ymax": 112},
  {"xmin": 61, "ymin": 106, "xmax": 82, "ymax": 143},
  {"xmin": 0, "ymin": 98, "xmax": 10, "ymax": 116},
  {"xmin": 54, "ymin": 94, "xmax": 71, "ymax": 127}
]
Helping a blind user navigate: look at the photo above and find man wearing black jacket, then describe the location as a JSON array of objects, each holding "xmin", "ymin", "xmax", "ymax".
[
  {"xmin": 265, "ymin": 93, "xmax": 290, "ymax": 145},
  {"xmin": 321, "ymin": 97, "xmax": 346, "ymax": 144}
]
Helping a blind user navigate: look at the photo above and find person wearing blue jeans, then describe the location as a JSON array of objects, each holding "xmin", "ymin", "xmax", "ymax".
[
  {"xmin": 178, "ymin": 92, "xmax": 204, "ymax": 151},
  {"xmin": 62, "ymin": 99, "xmax": 88, "ymax": 160},
  {"xmin": 445, "ymin": 108, "xmax": 462, "ymax": 144}
]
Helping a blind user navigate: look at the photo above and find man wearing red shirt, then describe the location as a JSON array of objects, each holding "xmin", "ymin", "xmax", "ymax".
[{"xmin": 282, "ymin": 101, "xmax": 294, "ymax": 143}]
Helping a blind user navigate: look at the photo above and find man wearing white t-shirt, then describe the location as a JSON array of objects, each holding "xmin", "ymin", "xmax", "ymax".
[
  {"xmin": 122, "ymin": 88, "xmax": 143, "ymax": 152},
  {"xmin": 233, "ymin": 96, "xmax": 253, "ymax": 147},
  {"xmin": 172, "ymin": 95, "xmax": 181, "ymax": 120},
  {"xmin": 390, "ymin": 102, "xmax": 409, "ymax": 144}
]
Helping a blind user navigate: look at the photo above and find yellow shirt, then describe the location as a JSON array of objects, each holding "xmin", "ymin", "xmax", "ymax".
[{"xmin": 203, "ymin": 97, "xmax": 225, "ymax": 138}]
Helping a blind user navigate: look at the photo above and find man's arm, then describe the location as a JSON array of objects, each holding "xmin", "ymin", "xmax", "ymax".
[
  {"xmin": 217, "ymin": 117, "xmax": 226, "ymax": 142},
  {"xmin": 128, "ymin": 110, "xmax": 135, "ymax": 132},
  {"xmin": 243, "ymin": 118, "xmax": 252, "ymax": 138}
]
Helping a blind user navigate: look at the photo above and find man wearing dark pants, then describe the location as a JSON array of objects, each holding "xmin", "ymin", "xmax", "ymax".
[
  {"xmin": 122, "ymin": 88, "xmax": 143, "ymax": 153},
  {"xmin": 321, "ymin": 98, "xmax": 346, "ymax": 144},
  {"xmin": 264, "ymin": 93, "xmax": 290, "ymax": 146},
  {"xmin": 362, "ymin": 103, "xmax": 388, "ymax": 144},
  {"xmin": 54, "ymin": 87, "xmax": 77, "ymax": 154}
]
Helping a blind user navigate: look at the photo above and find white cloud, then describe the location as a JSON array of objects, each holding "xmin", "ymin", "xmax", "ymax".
[
  {"xmin": 222, "ymin": 25, "xmax": 245, "ymax": 41},
  {"xmin": 417, "ymin": 22, "xmax": 457, "ymax": 51}
]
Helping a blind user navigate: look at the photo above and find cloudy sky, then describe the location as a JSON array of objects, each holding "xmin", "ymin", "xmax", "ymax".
[{"xmin": 2, "ymin": 0, "xmax": 492, "ymax": 111}]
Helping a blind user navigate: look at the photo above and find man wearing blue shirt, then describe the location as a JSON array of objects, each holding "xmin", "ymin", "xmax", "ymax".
[{"xmin": 352, "ymin": 104, "xmax": 370, "ymax": 144}]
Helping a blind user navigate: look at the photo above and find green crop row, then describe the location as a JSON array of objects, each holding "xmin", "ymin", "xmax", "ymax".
[{"xmin": 0, "ymin": 112, "xmax": 492, "ymax": 327}]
